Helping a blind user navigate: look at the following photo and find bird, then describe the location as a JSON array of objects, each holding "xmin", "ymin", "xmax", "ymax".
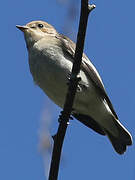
[{"xmin": 16, "ymin": 20, "xmax": 132, "ymax": 154}]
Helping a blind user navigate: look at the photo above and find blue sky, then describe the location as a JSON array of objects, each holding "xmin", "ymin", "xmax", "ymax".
[{"xmin": 1, "ymin": 0, "xmax": 135, "ymax": 179}]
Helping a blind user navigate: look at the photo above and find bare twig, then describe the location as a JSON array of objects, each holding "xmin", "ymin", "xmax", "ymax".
[{"xmin": 48, "ymin": 1, "xmax": 95, "ymax": 179}]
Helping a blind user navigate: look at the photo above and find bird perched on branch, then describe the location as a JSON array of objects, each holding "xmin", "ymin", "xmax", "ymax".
[{"xmin": 16, "ymin": 20, "xmax": 132, "ymax": 154}]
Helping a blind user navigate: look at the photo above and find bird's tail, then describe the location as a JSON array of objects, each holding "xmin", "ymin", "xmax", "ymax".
[{"xmin": 105, "ymin": 120, "xmax": 132, "ymax": 154}]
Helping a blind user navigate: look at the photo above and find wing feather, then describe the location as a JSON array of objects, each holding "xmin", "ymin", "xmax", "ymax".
[{"xmin": 56, "ymin": 33, "xmax": 118, "ymax": 119}]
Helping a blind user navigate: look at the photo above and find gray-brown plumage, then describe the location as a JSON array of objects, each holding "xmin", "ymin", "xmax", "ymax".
[{"xmin": 16, "ymin": 20, "xmax": 132, "ymax": 154}]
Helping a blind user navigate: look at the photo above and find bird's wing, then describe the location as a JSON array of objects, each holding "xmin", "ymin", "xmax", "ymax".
[{"xmin": 56, "ymin": 34, "xmax": 118, "ymax": 119}]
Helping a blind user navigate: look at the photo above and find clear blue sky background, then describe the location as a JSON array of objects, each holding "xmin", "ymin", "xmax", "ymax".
[{"xmin": 1, "ymin": 0, "xmax": 135, "ymax": 179}]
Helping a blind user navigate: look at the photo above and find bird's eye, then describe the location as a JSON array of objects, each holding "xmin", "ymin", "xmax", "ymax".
[{"xmin": 38, "ymin": 24, "xmax": 44, "ymax": 28}]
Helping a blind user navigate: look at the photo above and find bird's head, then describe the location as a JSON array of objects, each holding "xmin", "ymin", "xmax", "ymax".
[{"xmin": 16, "ymin": 20, "xmax": 57, "ymax": 48}]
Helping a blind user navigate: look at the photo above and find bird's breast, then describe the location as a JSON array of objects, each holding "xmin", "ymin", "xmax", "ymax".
[
  {"xmin": 28, "ymin": 43, "xmax": 101, "ymax": 117},
  {"xmin": 28, "ymin": 44, "xmax": 74, "ymax": 107}
]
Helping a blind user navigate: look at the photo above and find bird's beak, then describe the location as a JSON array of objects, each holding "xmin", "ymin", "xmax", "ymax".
[{"xmin": 16, "ymin": 25, "xmax": 29, "ymax": 32}]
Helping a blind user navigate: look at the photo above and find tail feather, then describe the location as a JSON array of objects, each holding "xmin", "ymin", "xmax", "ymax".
[
  {"xmin": 73, "ymin": 113, "xmax": 105, "ymax": 135},
  {"xmin": 106, "ymin": 130, "xmax": 127, "ymax": 154},
  {"xmin": 105, "ymin": 120, "xmax": 132, "ymax": 154},
  {"xmin": 73, "ymin": 113, "xmax": 132, "ymax": 154}
]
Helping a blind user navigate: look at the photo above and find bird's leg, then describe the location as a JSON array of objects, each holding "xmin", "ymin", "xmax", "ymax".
[
  {"xmin": 66, "ymin": 73, "xmax": 84, "ymax": 92},
  {"xmin": 58, "ymin": 111, "xmax": 73, "ymax": 123},
  {"xmin": 52, "ymin": 111, "xmax": 74, "ymax": 140},
  {"xmin": 66, "ymin": 73, "xmax": 71, "ymax": 86}
]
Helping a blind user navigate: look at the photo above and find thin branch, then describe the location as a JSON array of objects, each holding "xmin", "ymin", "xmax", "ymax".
[{"xmin": 48, "ymin": 1, "xmax": 95, "ymax": 180}]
